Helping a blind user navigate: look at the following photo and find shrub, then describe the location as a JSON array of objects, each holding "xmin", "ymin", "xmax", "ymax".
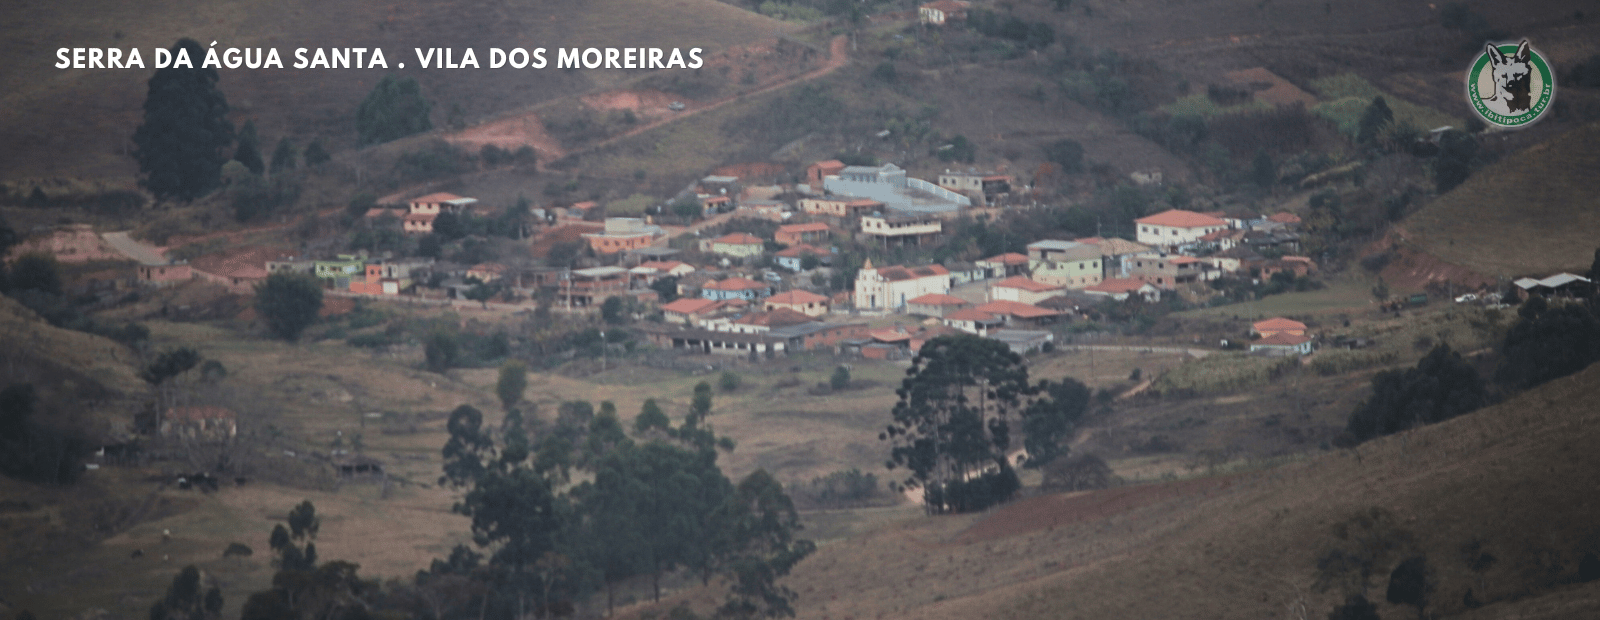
[{"xmin": 718, "ymin": 371, "xmax": 741, "ymax": 392}]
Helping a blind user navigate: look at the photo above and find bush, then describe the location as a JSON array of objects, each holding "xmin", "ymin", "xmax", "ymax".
[
  {"xmin": 253, "ymin": 273, "xmax": 323, "ymax": 342},
  {"xmin": 1343, "ymin": 344, "xmax": 1485, "ymax": 444},
  {"xmin": 356, "ymin": 75, "xmax": 432, "ymax": 144},
  {"xmin": 829, "ymin": 365, "xmax": 850, "ymax": 390},
  {"xmin": 718, "ymin": 371, "xmax": 741, "ymax": 392},
  {"xmin": 1040, "ymin": 453, "xmax": 1113, "ymax": 491}
]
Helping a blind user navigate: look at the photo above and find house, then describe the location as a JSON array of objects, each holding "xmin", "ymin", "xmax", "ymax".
[
  {"xmin": 1266, "ymin": 212, "xmax": 1303, "ymax": 226},
  {"xmin": 822, "ymin": 163, "xmax": 970, "ymax": 213},
  {"xmin": 699, "ymin": 175, "xmax": 741, "ymax": 197},
  {"xmin": 137, "ymin": 262, "xmax": 192, "ymax": 287},
  {"xmin": 774, "ymin": 244, "xmax": 828, "ymax": 272},
  {"xmin": 768, "ymin": 321, "xmax": 871, "ymax": 352},
  {"xmin": 1128, "ymin": 254, "xmax": 1212, "ymax": 289},
  {"xmin": 737, "ymin": 199, "xmax": 787, "ymax": 222},
  {"xmin": 799, "ymin": 196, "xmax": 883, "ymax": 219},
  {"xmin": 764, "ymin": 289, "xmax": 831, "ymax": 317},
  {"xmin": 711, "ymin": 308, "xmax": 816, "ymax": 334},
  {"xmin": 805, "ymin": 160, "xmax": 846, "ymax": 187},
  {"xmin": 662, "ymin": 298, "xmax": 744, "ymax": 326},
  {"xmin": 1026, "ymin": 240, "xmax": 1103, "ymax": 288},
  {"xmin": 944, "ymin": 261, "xmax": 988, "ymax": 285},
  {"xmin": 466, "ymin": 262, "xmax": 509, "ymax": 284},
  {"xmin": 314, "ymin": 255, "xmax": 368, "ymax": 288},
  {"xmin": 161, "ymin": 406, "xmax": 238, "ymax": 441},
  {"xmin": 1083, "ymin": 278, "xmax": 1162, "ymax": 302},
  {"xmin": 906, "ymin": 293, "xmax": 970, "ymax": 318},
  {"xmin": 191, "ymin": 246, "xmax": 296, "ymax": 294},
  {"xmin": 1253, "ymin": 317, "xmax": 1307, "ymax": 338},
  {"xmin": 1075, "ymin": 237, "xmax": 1154, "ymax": 279},
  {"xmin": 1134, "ymin": 209, "xmax": 1231, "ymax": 248},
  {"xmin": 1207, "ymin": 246, "xmax": 1267, "ymax": 274},
  {"xmin": 1260, "ymin": 256, "xmax": 1317, "ymax": 280},
  {"xmin": 1512, "ymin": 273, "xmax": 1594, "ymax": 300},
  {"xmin": 350, "ymin": 259, "xmax": 432, "ymax": 295},
  {"xmin": 860, "ymin": 211, "xmax": 942, "ymax": 247},
  {"xmin": 561, "ymin": 266, "xmax": 631, "ymax": 307},
  {"xmin": 919, "ymin": 0, "xmax": 971, "ymax": 25},
  {"xmin": 937, "ymin": 170, "xmax": 1011, "ymax": 202},
  {"xmin": 854, "ymin": 260, "xmax": 951, "ymax": 311},
  {"xmin": 977, "ymin": 253, "xmax": 1031, "ymax": 279},
  {"xmin": 775, "ymin": 222, "xmax": 832, "ymax": 246},
  {"xmin": 583, "ymin": 217, "xmax": 664, "ymax": 254},
  {"xmin": 630, "ymin": 260, "xmax": 695, "ymax": 283},
  {"xmin": 974, "ymin": 300, "xmax": 1062, "ymax": 328},
  {"xmin": 989, "ymin": 276, "xmax": 1066, "ymax": 305},
  {"xmin": 701, "ymin": 277, "xmax": 771, "ymax": 301},
  {"xmin": 944, "ymin": 308, "xmax": 1005, "ymax": 336},
  {"xmin": 710, "ymin": 233, "xmax": 766, "ymax": 258},
  {"xmin": 409, "ymin": 192, "xmax": 478, "ymax": 215},
  {"xmin": 1251, "ymin": 332, "xmax": 1313, "ymax": 356}
]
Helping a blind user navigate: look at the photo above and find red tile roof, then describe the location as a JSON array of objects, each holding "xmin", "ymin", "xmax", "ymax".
[
  {"xmin": 404, "ymin": 212, "xmax": 437, "ymax": 223},
  {"xmin": 776, "ymin": 244, "xmax": 825, "ymax": 258},
  {"xmin": 945, "ymin": 309, "xmax": 999, "ymax": 322},
  {"xmin": 733, "ymin": 308, "xmax": 815, "ymax": 328},
  {"xmin": 869, "ymin": 329, "xmax": 913, "ymax": 343},
  {"xmin": 1135, "ymin": 209, "xmax": 1228, "ymax": 229},
  {"xmin": 1252, "ymin": 317, "xmax": 1307, "ymax": 332},
  {"xmin": 411, "ymin": 192, "xmax": 466, "ymax": 204},
  {"xmin": 876, "ymin": 264, "xmax": 950, "ymax": 281},
  {"xmin": 1267, "ymin": 212, "xmax": 1303, "ymax": 224},
  {"xmin": 766, "ymin": 290, "xmax": 829, "ymax": 305},
  {"xmin": 714, "ymin": 233, "xmax": 764, "ymax": 245},
  {"xmin": 908, "ymin": 293, "xmax": 969, "ymax": 306},
  {"xmin": 993, "ymin": 276, "xmax": 1062, "ymax": 293},
  {"xmin": 705, "ymin": 277, "xmax": 767, "ymax": 291},
  {"xmin": 778, "ymin": 222, "xmax": 831, "ymax": 233},
  {"xmin": 980, "ymin": 252, "xmax": 1030, "ymax": 266},
  {"xmin": 663, "ymin": 298, "xmax": 719, "ymax": 314},
  {"xmin": 975, "ymin": 300, "xmax": 1060, "ymax": 319}
]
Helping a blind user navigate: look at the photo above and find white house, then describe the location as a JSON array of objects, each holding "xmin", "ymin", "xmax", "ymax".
[
  {"xmin": 854, "ymin": 260, "xmax": 951, "ymax": 311},
  {"xmin": 1134, "ymin": 209, "xmax": 1230, "ymax": 248}
]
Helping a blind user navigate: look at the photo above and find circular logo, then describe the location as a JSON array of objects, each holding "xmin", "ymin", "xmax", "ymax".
[{"xmin": 1467, "ymin": 40, "xmax": 1554, "ymax": 128}]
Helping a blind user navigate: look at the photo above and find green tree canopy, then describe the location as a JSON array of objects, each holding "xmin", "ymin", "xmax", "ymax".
[
  {"xmin": 356, "ymin": 75, "xmax": 433, "ymax": 145},
  {"xmin": 1344, "ymin": 344, "xmax": 1486, "ymax": 443},
  {"xmin": 269, "ymin": 137, "xmax": 296, "ymax": 176},
  {"xmin": 234, "ymin": 120, "xmax": 265, "ymax": 175},
  {"xmin": 1495, "ymin": 296, "xmax": 1600, "ymax": 390},
  {"xmin": 496, "ymin": 361, "xmax": 528, "ymax": 411},
  {"xmin": 1356, "ymin": 96, "xmax": 1393, "ymax": 144},
  {"xmin": 254, "ymin": 273, "xmax": 323, "ymax": 341},
  {"xmin": 133, "ymin": 39, "xmax": 234, "ymax": 202}
]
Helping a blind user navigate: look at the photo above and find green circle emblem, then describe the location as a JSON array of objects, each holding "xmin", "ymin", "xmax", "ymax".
[{"xmin": 1467, "ymin": 41, "xmax": 1554, "ymax": 128}]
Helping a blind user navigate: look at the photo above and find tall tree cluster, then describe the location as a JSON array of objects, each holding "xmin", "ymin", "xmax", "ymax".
[
  {"xmin": 132, "ymin": 39, "xmax": 235, "ymax": 202},
  {"xmin": 1342, "ymin": 344, "xmax": 1486, "ymax": 444},
  {"xmin": 881, "ymin": 334, "xmax": 1090, "ymax": 513},
  {"xmin": 431, "ymin": 390, "xmax": 812, "ymax": 619}
]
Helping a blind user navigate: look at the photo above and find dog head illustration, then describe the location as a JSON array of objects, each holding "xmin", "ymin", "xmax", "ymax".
[{"xmin": 1483, "ymin": 40, "xmax": 1532, "ymax": 114}]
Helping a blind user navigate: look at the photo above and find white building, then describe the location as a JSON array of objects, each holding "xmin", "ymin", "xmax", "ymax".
[
  {"xmin": 854, "ymin": 260, "xmax": 951, "ymax": 311},
  {"xmin": 1134, "ymin": 209, "xmax": 1230, "ymax": 248}
]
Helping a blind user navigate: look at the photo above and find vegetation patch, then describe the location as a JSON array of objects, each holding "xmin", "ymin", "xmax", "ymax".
[
  {"xmin": 1148, "ymin": 353, "xmax": 1298, "ymax": 397},
  {"xmin": 1309, "ymin": 74, "xmax": 1459, "ymax": 138}
]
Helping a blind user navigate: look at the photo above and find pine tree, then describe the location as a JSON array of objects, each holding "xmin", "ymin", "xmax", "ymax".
[
  {"xmin": 233, "ymin": 120, "xmax": 264, "ymax": 175},
  {"xmin": 132, "ymin": 39, "xmax": 235, "ymax": 202},
  {"xmin": 356, "ymin": 75, "xmax": 433, "ymax": 145},
  {"xmin": 269, "ymin": 137, "xmax": 295, "ymax": 176}
]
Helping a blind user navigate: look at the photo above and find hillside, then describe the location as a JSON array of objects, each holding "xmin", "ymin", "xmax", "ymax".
[
  {"xmin": 0, "ymin": 0, "xmax": 793, "ymax": 179},
  {"xmin": 642, "ymin": 362, "xmax": 1600, "ymax": 620},
  {"xmin": 1402, "ymin": 122, "xmax": 1600, "ymax": 279}
]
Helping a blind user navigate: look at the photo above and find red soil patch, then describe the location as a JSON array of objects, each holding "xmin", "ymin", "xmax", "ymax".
[
  {"xmin": 954, "ymin": 475, "xmax": 1239, "ymax": 544},
  {"xmin": 711, "ymin": 162, "xmax": 788, "ymax": 183},
  {"xmin": 445, "ymin": 112, "xmax": 567, "ymax": 162},
  {"xmin": 1367, "ymin": 229, "xmax": 1495, "ymax": 291},
  {"xmin": 581, "ymin": 89, "xmax": 686, "ymax": 123},
  {"xmin": 1224, "ymin": 67, "xmax": 1319, "ymax": 108}
]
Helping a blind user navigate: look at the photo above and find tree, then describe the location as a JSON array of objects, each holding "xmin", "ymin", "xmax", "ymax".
[
  {"xmin": 1356, "ymin": 96, "xmax": 1393, "ymax": 144},
  {"xmin": 830, "ymin": 366, "xmax": 850, "ymax": 391},
  {"xmin": 302, "ymin": 139, "xmax": 331, "ymax": 168},
  {"xmin": 1343, "ymin": 344, "xmax": 1486, "ymax": 443},
  {"xmin": 635, "ymin": 399, "xmax": 670, "ymax": 435},
  {"xmin": 254, "ymin": 273, "xmax": 323, "ymax": 341},
  {"xmin": 270, "ymin": 137, "xmax": 296, "ymax": 176},
  {"xmin": 688, "ymin": 381, "xmax": 714, "ymax": 426},
  {"xmin": 882, "ymin": 334, "xmax": 1034, "ymax": 513},
  {"xmin": 1251, "ymin": 148, "xmax": 1276, "ymax": 187},
  {"xmin": 1589, "ymin": 247, "xmax": 1600, "ymax": 282},
  {"xmin": 7, "ymin": 253, "xmax": 62, "ymax": 295},
  {"xmin": 1495, "ymin": 297, "xmax": 1600, "ymax": 390},
  {"xmin": 601, "ymin": 296, "xmax": 627, "ymax": 325},
  {"xmin": 1043, "ymin": 139, "xmax": 1085, "ymax": 173},
  {"xmin": 650, "ymin": 276, "xmax": 681, "ymax": 303},
  {"xmin": 356, "ymin": 75, "xmax": 433, "ymax": 145},
  {"xmin": 497, "ymin": 361, "xmax": 528, "ymax": 411},
  {"xmin": 1434, "ymin": 129, "xmax": 1478, "ymax": 193},
  {"xmin": 133, "ymin": 39, "xmax": 234, "ymax": 202},
  {"xmin": 425, "ymin": 331, "xmax": 460, "ymax": 373},
  {"xmin": 234, "ymin": 120, "xmax": 265, "ymax": 175},
  {"xmin": 1326, "ymin": 595, "xmax": 1381, "ymax": 620},
  {"xmin": 433, "ymin": 211, "xmax": 465, "ymax": 240},
  {"xmin": 148, "ymin": 565, "xmax": 223, "ymax": 620},
  {"xmin": 719, "ymin": 371, "xmax": 742, "ymax": 393},
  {"xmin": 1020, "ymin": 377, "xmax": 1090, "ymax": 469},
  {"xmin": 1386, "ymin": 555, "xmax": 1432, "ymax": 617},
  {"xmin": 715, "ymin": 469, "xmax": 816, "ymax": 619}
]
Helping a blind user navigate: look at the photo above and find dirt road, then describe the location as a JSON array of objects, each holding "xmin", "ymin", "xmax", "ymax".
[{"xmin": 101, "ymin": 231, "xmax": 167, "ymax": 265}]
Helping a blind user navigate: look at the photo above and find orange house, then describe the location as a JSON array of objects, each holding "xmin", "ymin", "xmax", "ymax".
[{"xmin": 1252, "ymin": 317, "xmax": 1307, "ymax": 338}]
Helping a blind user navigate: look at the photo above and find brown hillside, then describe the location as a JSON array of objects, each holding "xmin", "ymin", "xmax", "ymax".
[
  {"xmin": 751, "ymin": 363, "xmax": 1600, "ymax": 620},
  {"xmin": 1404, "ymin": 122, "xmax": 1600, "ymax": 279},
  {"xmin": 0, "ymin": 0, "xmax": 793, "ymax": 179}
]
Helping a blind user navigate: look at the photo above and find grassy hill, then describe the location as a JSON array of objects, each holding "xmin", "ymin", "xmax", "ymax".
[
  {"xmin": 602, "ymin": 361, "xmax": 1600, "ymax": 620},
  {"xmin": 1403, "ymin": 122, "xmax": 1600, "ymax": 279},
  {"xmin": 0, "ymin": 0, "xmax": 793, "ymax": 180}
]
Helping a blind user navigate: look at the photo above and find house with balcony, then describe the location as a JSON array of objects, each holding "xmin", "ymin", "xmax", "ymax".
[
  {"xmin": 1134, "ymin": 209, "xmax": 1230, "ymax": 249},
  {"xmin": 1025, "ymin": 240, "xmax": 1103, "ymax": 289},
  {"xmin": 861, "ymin": 211, "xmax": 942, "ymax": 247}
]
